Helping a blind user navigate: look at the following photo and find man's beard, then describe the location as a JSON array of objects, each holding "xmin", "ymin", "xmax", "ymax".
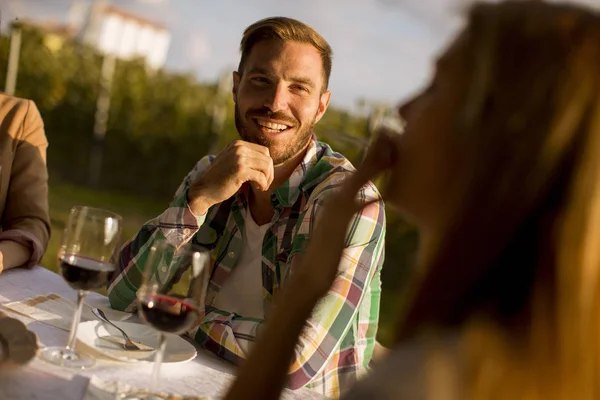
[{"xmin": 234, "ymin": 103, "xmax": 316, "ymax": 165}]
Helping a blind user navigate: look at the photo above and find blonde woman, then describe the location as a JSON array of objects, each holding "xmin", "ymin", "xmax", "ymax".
[{"xmin": 226, "ymin": 1, "xmax": 600, "ymax": 399}]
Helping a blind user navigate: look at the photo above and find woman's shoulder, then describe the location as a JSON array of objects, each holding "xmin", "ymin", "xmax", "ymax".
[
  {"xmin": 342, "ymin": 333, "xmax": 464, "ymax": 400},
  {"xmin": 0, "ymin": 93, "xmax": 45, "ymax": 143},
  {"xmin": 0, "ymin": 93, "xmax": 38, "ymax": 129},
  {"xmin": 0, "ymin": 92, "xmax": 31, "ymax": 112}
]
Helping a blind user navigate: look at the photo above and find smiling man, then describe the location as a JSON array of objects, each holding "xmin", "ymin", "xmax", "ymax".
[{"xmin": 108, "ymin": 17, "xmax": 385, "ymax": 398}]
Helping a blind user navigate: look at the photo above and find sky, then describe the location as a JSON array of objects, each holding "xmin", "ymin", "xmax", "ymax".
[{"xmin": 1, "ymin": 0, "xmax": 599, "ymax": 112}]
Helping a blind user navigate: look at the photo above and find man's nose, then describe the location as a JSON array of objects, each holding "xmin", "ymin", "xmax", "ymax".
[{"xmin": 263, "ymin": 84, "xmax": 289, "ymax": 113}]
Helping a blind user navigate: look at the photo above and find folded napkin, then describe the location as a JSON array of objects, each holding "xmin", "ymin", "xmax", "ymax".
[
  {"xmin": 1, "ymin": 293, "xmax": 132, "ymax": 332},
  {"xmin": 85, "ymin": 376, "xmax": 212, "ymax": 400}
]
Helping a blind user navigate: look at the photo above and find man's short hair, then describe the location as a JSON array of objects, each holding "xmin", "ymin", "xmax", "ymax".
[{"xmin": 238, "ymin": 17, "xmax": 333, "ymax": 92}]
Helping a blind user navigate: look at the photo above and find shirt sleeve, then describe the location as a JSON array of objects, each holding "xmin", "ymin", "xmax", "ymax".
[
  {"xmin": 191, "ymin": 185, "xmax": 386, "ymax": 389},
  {"xmin": 107, "ymin": 156, "xmax": 213, "ymax": 312}
]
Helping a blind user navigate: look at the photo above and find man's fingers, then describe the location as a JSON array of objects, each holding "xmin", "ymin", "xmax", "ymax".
[
  {"xmin": 235, "ymin": 155, "xmax": 272, "ymax": 191},
  {"xmin": 239, "ymin": 156, "xmax": 273, "ymax": 188},
  {"xmin": 231, "ymin": 140, "xmax": 270, "ymax": 158},
  {"xmin": 265, "ymin": 159, "xmax": 274, "ymax": 187},
  {"xmin": 251, "ymin": 151, "xmax": 274, "ymax": 187},
  {"xmin": 224, "ymin": 140, "xmax": 274, "ymax": 188},
  {"xmin": 244, "ymin": 168, "xmax": 270, "ymax": 191}
]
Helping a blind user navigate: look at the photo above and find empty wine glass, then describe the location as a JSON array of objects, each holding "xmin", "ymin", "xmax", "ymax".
[
  {"xmin": 120, "ymin": 239, "xmax": 210, "ymax": 400},
  {"xmin": 40, "ymin": 206, "xmax": 122, "ymax": 369},
  {"xmin": 369, "ymin": 110, "xmax": 405, "ymax": 137},
  {"xmin": 364, "ymin": 111, "xmax": 405, "ymax": 195}
]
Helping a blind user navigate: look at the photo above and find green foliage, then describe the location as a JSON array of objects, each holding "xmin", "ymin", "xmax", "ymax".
[
  {"xmin": 43, "ymin": 181, "xmax": 166, "ymax": 296},
  {"xmin": 2, "ymin": 26, "xmax": 419, "ymax": 346}
]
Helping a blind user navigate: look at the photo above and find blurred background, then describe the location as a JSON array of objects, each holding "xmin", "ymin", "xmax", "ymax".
[{"xmin": 6, "ymin": 0, "xmax": 589, "ymax": 345}]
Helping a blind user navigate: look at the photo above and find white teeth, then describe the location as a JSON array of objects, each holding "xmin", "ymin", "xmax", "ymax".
[{"xmin": 256, "ymin": 119, "xmax": 289, "ymax": 131}]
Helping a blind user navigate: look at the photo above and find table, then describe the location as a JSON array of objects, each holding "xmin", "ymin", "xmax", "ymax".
[{"xmin": 0, "ymin": 266, "xmax": 324, "ymax": 399}]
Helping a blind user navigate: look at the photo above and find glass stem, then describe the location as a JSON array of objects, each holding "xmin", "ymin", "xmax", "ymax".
[
  {"xmin": 66, "ymin": 290, "xmax": 86, "ymax": 352},
  {"xmin": 150, "ymin": 333, "xmax": 167, "ymax": 394}
]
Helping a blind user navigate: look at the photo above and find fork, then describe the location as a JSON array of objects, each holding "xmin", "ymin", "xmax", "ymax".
[{"xmin": 91, "ymin": 307, "xmax": 149, "ymax": 351}]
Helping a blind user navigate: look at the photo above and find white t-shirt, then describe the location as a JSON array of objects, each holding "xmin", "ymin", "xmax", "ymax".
[{"xmin": 212, "ymin": 208, "xmax": 270, "ymax": 319}]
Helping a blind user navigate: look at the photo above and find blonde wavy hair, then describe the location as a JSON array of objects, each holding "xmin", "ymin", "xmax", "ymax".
[{"xmin": 396, "ymin": 2, "xmax": 600, "ymax": 399}]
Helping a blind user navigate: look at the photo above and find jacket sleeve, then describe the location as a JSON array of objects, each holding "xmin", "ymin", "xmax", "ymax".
[{"xmin": 0, "ymin": 100, "xmax": 50, "ymax": 267}]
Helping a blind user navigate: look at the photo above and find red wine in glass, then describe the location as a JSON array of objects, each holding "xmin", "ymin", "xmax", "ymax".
[
  {"xmin": 120, "ymin": 241, "xmax": 209, "ymax": 400},
  {"xmin": 139, "ymin": 294, "xmax": 199, "ymax": 335},
  {"xmin": 60, "ymin": 254, "xmax": 115, "ymax": 291},
  {"xmin": 40, "ymin": 206, "xmax": 122, "ymax": 369}
]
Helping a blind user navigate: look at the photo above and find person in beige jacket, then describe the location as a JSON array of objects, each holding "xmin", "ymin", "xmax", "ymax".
[{"xmin": 0, "ymin": 93, "xmax": 50, "ymax": 273}]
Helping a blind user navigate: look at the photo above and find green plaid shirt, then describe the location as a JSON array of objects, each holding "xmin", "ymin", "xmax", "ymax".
[{"xmin": 108, "ymin": 138, "xmax": 386, "ymax": 398}]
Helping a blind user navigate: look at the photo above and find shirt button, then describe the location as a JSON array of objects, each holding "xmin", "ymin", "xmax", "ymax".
[
  {"xmin": 228, "ymin": 251, "xmax": 235, "ymax": 259},
  {"xmin": 183, "ymin": 228, "xmax": 191, "ymax": 235}
]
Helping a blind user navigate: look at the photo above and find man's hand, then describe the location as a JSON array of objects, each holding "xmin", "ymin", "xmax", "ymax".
[
  {"xmin": 187, "ymin": 141, "xmax": 274, "ymax": 215},
  {"xmin": 0, "ymin": 251, "xmax": 3, "ymax": 274}
]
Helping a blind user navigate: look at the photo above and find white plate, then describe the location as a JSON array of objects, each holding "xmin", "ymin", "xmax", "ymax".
[{"xmin": 77, "ymin": 320, "xmax": 197, "ymax": 364}]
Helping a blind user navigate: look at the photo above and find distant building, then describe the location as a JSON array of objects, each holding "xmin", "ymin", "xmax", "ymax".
[
  {"xmin": 71, "ymin": 0, "xmax": 170, "ymax": 69},
  {"xmin": 11, "ymin": 1, "xmax": 170, "ymax": 69}
]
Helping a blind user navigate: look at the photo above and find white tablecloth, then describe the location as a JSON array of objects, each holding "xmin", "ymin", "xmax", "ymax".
[{"xmin": 0, "ymin": 266, "xmax": 324, "ymax": 400}]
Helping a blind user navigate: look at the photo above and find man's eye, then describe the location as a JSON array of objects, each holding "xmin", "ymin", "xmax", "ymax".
[
  {"xmin": 292, "ymin": 85, "xmax": 308, "ymax": 93},
  {"xmin": 251, "ymin": 77, "xmax": 269, "ymax": 85}
]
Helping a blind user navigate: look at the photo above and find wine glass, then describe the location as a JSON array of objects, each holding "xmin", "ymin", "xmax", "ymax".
[
  {"xmin": 40, "ymin": 206, "xmax": 122, "ymax": 369},
  {"xmin": 369, "ymin": 110, "xmax": 405, "ymax": 137},
  {"xmin": 120, "ymin": 239, "xmax": 210, "ymax": 400},
  {"xmin": 365, "ymin": 111, "xmax": 405, "ymax": 194}
]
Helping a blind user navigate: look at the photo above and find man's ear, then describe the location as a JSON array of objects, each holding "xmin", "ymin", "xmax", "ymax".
[
  {"xmin": 232, "ymin": 71, "xmax": 241, "ymax": 103},
  {"xmin": 314, "ymin": 91, "xmax": 332, "ymax": 124}
]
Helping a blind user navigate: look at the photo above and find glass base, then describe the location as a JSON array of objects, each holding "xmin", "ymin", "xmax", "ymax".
[{"xmin": 39, "ymin": 346, "xmax": 95, "ymax": 369}]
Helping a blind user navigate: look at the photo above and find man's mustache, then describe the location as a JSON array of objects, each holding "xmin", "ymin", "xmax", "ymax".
[{"xmin": 246, "ymin": 108, "xmax": 297, "ymax": 127}]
